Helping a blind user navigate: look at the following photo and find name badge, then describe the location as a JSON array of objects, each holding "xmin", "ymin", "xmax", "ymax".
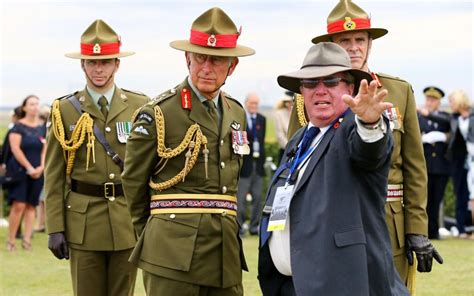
[
  {"xmin": 116, "ymin": 121, "xmax": 132, "ymax": 143},
  {"xmin": 267, "ymin": 185, "xmax": 294, "ymax": 231}
]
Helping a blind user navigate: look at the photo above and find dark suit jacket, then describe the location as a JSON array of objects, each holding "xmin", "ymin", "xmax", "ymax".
[
  {"xmin": 258, "ymin": 111, "xmax": 408, "ymax": 295},
  {"xmin": 240, "ymin": 112, "xmax": 266, "ymax": 177},
  {"xmin": 418, "ymin": 111, "xmax": 451, "ymax": 175}
]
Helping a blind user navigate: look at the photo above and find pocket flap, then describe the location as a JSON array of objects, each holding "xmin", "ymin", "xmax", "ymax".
[
  {"xmin": 334, "ymin": 228, "xmax": 366, "ymax": 247},
  {"xmin": 66, "ymin": 195, "xmax": 90, "ymax": 213},
  {"xmin": 155, "ymin": 214, "xmax": 201, "ymax": 228},
  {"xmin": 389, "ymin": 201, "xmax": 403, "ymax": 214}
]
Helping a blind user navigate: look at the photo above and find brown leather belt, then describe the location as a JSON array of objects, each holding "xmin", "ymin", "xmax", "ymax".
[{"xmin": 71, "ymin": 179, "xmax": 123, "ymax": 201}]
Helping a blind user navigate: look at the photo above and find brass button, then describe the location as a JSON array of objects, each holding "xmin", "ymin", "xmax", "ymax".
[
  {"xmin": 170, "ymin": 214, "xmax": 176, "ymax": 219},
  {"xmin": 222, "ymin": 186, "xmax": 227, "ymax": 194},
  {"xmin": 220, "ymin": 139, "xmax": 224, "ymax": 146},
  {"xmin": 67, "ymin": 205, "xmax": 71, "ymax": 209},
  {"xmin": 221, "ymin": 210, "xmax": 227, "ymax": 216},
  {"xmin": 170, "ymin": 88, "xmax": 176, "ymax": 94},
  {"xmin": 109, "ymin": 173, "xmax": 115, "ymax": 180},
  {"xmin": 220, "ymin": 162, "xmax": 225, "ymax": 169},
  {"xmin": 432, "ymin": 152, "xmax": 437, "ymax": 157},
  {"xmin": 105, "ymin": 127, "xmax": 111, "ymax": 132}
]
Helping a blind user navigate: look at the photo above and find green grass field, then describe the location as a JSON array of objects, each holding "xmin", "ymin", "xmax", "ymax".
[{"xmin": 0, "ymin": 228, "xmax": 473, "ymax": 295}]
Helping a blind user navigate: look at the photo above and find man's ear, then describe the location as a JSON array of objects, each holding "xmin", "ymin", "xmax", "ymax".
[
  {"xmin": 185, "ymin": 52, "xmax": 191, "ymax": 69},
  {"xmin": 227, "ymin": 57, "xmax": 239, "ymax": 77},
  {"xmin": 81, "ymin": 60, "xmax": 85, "ymax": 71}
]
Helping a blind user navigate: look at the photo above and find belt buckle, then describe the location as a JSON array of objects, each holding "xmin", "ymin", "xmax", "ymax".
[{"xmin": 104, "ymin": 182, "xmax": 115, "ymax": 201}]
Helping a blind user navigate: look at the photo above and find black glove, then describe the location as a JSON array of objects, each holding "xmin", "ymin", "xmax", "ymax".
[
  {"xmin": 48, "ymin": 232, "xmax": 69, "ymax": 260},
  {"xmin": 405, "ymin": 234, "xmax": 443, "ymax": 272}
]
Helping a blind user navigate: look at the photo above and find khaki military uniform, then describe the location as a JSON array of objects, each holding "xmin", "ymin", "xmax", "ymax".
[
  {"xmin": 287, "ymin": 73, "xmax": 428, "ymax": 284},
  {"xmin": 122, "ymin": 79, "xmax": 248, "ymax": 294},
  {"xmin": 45, "ymin": 87, "xmax": 149, "ymax": 296}
]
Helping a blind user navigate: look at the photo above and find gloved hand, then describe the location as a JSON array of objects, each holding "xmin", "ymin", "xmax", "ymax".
[
  {"xmin": 405, "ymin": 234, "xmax": 443, "ymax": 272},
  {"xmin": 48, "ymin": 232, "xmax": 69, "ymax": 260}
]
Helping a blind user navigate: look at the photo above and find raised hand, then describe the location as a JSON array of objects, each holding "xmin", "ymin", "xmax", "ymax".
[{"xmin": 342, "ymin": 79, "xmax": 392, "ymax": 124}]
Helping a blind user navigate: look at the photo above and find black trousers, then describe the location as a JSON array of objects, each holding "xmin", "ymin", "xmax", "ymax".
[{"xmin": 427, "ymin": 174, "xmax": 449, "ymax": 239}]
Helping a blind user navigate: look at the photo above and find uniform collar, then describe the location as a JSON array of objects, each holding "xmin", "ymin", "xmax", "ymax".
[
  {"xmin": 187, "ymin": 76, "xmax": 220, "ymax": 108},
  {"xmin": 86, "ymin": 84, "xmax": 116, "ymax": 106}
]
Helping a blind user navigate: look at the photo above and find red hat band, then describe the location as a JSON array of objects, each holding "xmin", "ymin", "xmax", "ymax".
[
  {"xmin": 81, "ymin": 41, "xmax": 121, "ymax": 55},
  {"xmin": 327, "ymin": 17, "xmax": 371, "ymax": 34},
  {"xmin": 190, "ymin": 29, "xmax": 240, "ymax": 48}
]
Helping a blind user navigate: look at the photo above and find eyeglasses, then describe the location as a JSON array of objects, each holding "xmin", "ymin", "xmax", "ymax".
[
  {"xmin": 300, "ymin": 77, "xmax": 352, "ymax": 89},
  {"xmin": 192, "ymin": 53, "xmax": 231, "ymax": 66}
]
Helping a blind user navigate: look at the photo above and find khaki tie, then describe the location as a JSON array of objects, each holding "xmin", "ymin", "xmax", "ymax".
[
  {"xmin": 98, "ymin": 96, "xmax": 108, "ymax": 119},
  {"xmin": 204, "ymin": 100, "xmax": 219, "ymax": 128}
]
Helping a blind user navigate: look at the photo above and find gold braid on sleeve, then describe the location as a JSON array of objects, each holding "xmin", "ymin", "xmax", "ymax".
[
  {"xmin": 148, "ymin": 106, "xmax": 208, "ymax": 191},
  {"xmin": 51, "ymin": 100, "xmax": 95, "ymax": 176},
  {"xmin": 295, "ymin": 94, "xmax": 308, "ymax": 127}
]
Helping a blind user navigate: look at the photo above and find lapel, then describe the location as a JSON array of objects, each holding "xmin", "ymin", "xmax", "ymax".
[
  {"xmin": 107, "ymin": 88, "xmax": 128, "ymax": 123},
  {"xmin": 220, "ymin": 93, "xmax": 236, "ymax": 141},
  {"xmin": 79, "ymin": 88, "xmax": 104, "ymax": 121},
  {"xmin": 294, "ymin": 125, "xmax": 337, "ymax": 193},
  {"xmin": 187, "ymin": 80, "xmax": 220, "ymax": 137}
]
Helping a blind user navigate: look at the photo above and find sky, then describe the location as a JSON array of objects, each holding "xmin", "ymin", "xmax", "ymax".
[{"xmin": 0, "ymin": 0, "xmax": 472, "ymax": 109}]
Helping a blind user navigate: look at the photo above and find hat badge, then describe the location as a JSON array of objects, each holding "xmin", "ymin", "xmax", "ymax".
[
  {"xmin": 93, "ymin": 43, "xmax": 101, "ymax": 54},
  {"xmin": 207, "ymin": 34, "xmax": 217, "ymax": 47},
  {"xmin": 343, "ymin": 17, "xmax": 356, "ymax": 31}
]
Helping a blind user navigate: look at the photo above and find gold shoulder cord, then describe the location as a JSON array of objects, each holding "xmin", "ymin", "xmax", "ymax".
[
  {"xmin": 295, "ymin": 94, "xmax": 308, "ymax": 127},
  {"xmin": 51, "ymin": 100, "xmax": 95, "ymax": 176},
  {"xmin": 149, "ymin": 106, "xmax": 209, "ymax": 191}
]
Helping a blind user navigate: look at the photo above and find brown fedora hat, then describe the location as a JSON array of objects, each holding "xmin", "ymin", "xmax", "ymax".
[
  {"xmin": 312, "ymin": 0, "xmax": 388, "ymax": 44},
  {"xmin": 277, "ymin": 42, "xmax": 372, "ymax": 94},
  {"xmin": 66, "ymin": 19, "xmax": 134, "ymax": 59},
  {"xmin": 170, "ymin": 7, "xmax": 255, "ymax": 57}
]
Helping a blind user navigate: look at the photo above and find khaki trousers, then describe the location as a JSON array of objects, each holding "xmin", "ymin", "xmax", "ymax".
[
  {"xmin": 70, "ymin": 248, "xmax": 137, "ymax": 296},
  {"xmin": 142, "ymin": 270, "xmax": 243, "ymax": 296}
]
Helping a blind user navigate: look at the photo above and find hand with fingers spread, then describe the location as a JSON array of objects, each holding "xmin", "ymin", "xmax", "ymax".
[{"xmin": 342, "ymin": 79, "xmax": 392, "ymax": 124}]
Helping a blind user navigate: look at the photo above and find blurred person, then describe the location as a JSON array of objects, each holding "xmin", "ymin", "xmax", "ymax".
[
  {"xmin": 122, "ymin": 7, "xmax": 254, "ymax": 295},
  {"xmin": 34, "ymin": 105, "xmax": 51, "ymax": 233},
  {"xmin": 417, "ymin": 87, "xmax": 451, "ymax": 240},
  {"xmin": 1, "ymin": 106, "xmax": 22, "ymax": 176},
  {"xmin": 286, "ymin": 1, "xmax": 440, "ymax": 289},
  {"xmin": 237, "ymin": 93, "xmax": 266, "ymax": 236},
  {"xmin": 45, "ymin": 20, "xmax": 149, "ymax": 296},
  {"xmin": 274, "ymin": 91, "xmax": 293, "ymax": 164},
  {"xmin": 258, "ymin": 42, "xmax": 409, "ymax": 295},
  {"xmin": 6, "ymin": 95, "xmax": 46, "ymax": 251},
  {"xmin": 447, "ymin": 89, "xmax": 474, "ymax": 239}
]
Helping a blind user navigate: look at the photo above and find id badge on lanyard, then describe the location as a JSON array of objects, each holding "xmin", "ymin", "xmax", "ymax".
[{"xmin": 267, "ymin": 185, "xmax": 294, "ymax": 231}]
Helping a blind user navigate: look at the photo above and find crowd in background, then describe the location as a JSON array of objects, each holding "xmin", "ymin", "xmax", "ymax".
[{"xmin": 1, "ymin": 87, "xmax": 473, "ymax": 250}]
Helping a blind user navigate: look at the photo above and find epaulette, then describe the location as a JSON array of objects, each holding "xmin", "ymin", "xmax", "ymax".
[
  {"xmin": 151, "ymin": 88, "xmax": 178, "ymax": 104},
  {"xmin": 55, "ymin": 91, "xmax": 79, "ymax": 101},
  {"xmin": 376, "ymin": 72, "xmax": 409, "ymax": 84},
  {"xmin": 121, "ymin": 88, "xmax": 148, "ymax": 97},
  {"xmin": 222, "ymin": 92, "xmax": 243, "ymax": 108}
]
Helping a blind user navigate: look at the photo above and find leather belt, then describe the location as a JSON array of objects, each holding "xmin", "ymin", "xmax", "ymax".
[
  {"xmin": 387, "ymin": 184, "xmax": 403, "ymax": 202},
  {"xmin": 71, "ymin": 179, "xmax": 123, "ymax": 201},
  {"xmin": 150, "ymin": 194, "xmax": 237, "ymax": 216}
]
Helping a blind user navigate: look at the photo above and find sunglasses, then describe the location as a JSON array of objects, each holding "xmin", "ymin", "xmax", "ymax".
[{"xmin": 300, "ymin": 77, "xmax": 352, "ymax": 89}]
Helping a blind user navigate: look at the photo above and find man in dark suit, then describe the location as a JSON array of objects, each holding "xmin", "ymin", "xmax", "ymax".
[
  {"xmin": 237, "ymin": 93, "xmax": 266, "ymax": 235},
  {"xmin": 417, "ymin": 86, "xmax": 451, "ymax": 239},
  {"xmin": 258, "ymin": 42, "xmax": 412, "ymax": 295}
]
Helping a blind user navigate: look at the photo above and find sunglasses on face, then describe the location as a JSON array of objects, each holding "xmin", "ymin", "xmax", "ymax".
[{"xmin": 300, "ymin": 77, "xmax": 351, "ymax": 89}]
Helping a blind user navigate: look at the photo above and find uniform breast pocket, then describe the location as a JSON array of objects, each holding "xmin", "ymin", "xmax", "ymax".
[
  {"xmin": 140, "ymin": 214, "xmax": 201, "ymax": 272},
  {"xmin": 65, "ymin": 192, "xmax": 90, "ymax": 245}
]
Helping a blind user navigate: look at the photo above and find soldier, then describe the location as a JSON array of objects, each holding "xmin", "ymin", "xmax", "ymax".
[
  {"xmin": 45, "ymin": 20, "xmax": 149, "ymax": 296},
  {"xmin": 286, "ymin": 0, "xmax": 442, "ymax": 291},
  {"xmin": 417, "ymin": 87, "xmax": 451, "ymax": 240},
  {"xmin": 121, "ymin": 7, "xmax": 254, "ymax": 295}
]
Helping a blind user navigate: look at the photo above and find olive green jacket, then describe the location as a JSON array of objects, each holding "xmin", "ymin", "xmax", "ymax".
[
  {"xmin": 122, "ymin": 79, "xmax": 247, "ymax": 288},
  {"xmin": 287, "ymin": 73, "xmax": 428, "ymax": 256},
  {"xmin": 45, "ymin": 87, "xmax": 149, "ymax": 251}
]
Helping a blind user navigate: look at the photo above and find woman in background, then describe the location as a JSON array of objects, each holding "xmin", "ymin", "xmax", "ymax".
[
  {"xmin": 6, "ymin": 95, "xmax": 46, "ymax": 251},
  {"xmin": 447, "ymin": 90, "xmax": 474, "ymax": 239},
  {"xmin": 273, "ymin": 92, "xmax": 293, "ymax": 164}
]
